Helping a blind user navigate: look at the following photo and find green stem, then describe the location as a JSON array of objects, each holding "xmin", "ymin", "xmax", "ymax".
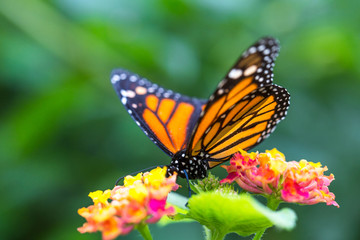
[
  {"xmin": 252, "ymin": 229, "xmax": 266, "ymax": 240},
  {"xmin": 266, "ymin": 196, "xmax": 281, "ymax": 211},
  {"xmin": 137, "ymin": 224, "xmax": 153, "ymax": 240},
  {"xmin": 204, "ymin": 226, "xmax": 226, "ymax": 240},
  {"xmin": 252, "ymin": 197, "xmax": 281, "ymax": 240}
]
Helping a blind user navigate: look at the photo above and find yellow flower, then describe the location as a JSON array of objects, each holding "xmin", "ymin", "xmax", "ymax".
[
  {"xmin": 124, "ymin": 172, "xmax": 142, "ymax": 187},
  {"xmin": 143, "ymin": 167, "xmax": 167, "ymax": 188},
  {"xmin": 89, "ymin": 190, "xmax": 111, "ymax": 205},
  {"xmin": 128, "ymin": 182, "xmax": 148, "ymax": 203}
]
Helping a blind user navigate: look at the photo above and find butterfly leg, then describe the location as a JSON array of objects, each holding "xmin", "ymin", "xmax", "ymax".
[{"xmin": 182, "ymin": 169, "xmax": 193, "ymax": 199}]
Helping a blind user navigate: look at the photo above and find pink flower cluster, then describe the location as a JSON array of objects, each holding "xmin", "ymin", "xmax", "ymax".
[
  {"xmin": 78, "ymin": 167, "xmax": 179, "ymax": 240},
  {"xmin": 220, "ymin": 149, "xmax": 339, "ymax": 207}
]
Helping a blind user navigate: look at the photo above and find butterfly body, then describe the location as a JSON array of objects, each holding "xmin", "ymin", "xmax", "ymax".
[
  {"xmin": 169, "ymin": 150, "xmax": 209, "ymax": 179},
  {"xmin": 111, "ymin": 37, "xmax": 290, "ymax": 180}
]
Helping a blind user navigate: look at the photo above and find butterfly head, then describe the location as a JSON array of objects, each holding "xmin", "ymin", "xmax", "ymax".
[{"xmin": 167, "ymin": 150, "xmax": 209, "ymax": 180}]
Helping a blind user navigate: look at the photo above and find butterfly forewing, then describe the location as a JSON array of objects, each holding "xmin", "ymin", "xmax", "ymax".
[
  {"xmin": 111, "ymin": 69, "xmax": 205, "ymax": 157},
  {"xmin": 187, "ymin": 37, "xmax": 289, "ymax": 167}
]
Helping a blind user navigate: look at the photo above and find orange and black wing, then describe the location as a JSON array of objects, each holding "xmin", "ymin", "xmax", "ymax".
[
  {"xmin": 111, "ymin": 69, "xmax": 206, "ymax": 157},
  {"xmin": 187, "ymin": 37, "xmax": 290, "ymax": 168}
]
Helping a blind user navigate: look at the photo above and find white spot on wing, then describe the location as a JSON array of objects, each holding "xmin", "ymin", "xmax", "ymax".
[
  {"xmin": 126, "ymin": 90, "xmax": 136, "ymax": 98},
  {"xmin": 263, "ymin": 49, "xmax": 270, "ymax": 55},
  {"xmin": 244, "ymin": 65, "xmax": 257, "ymax": 76},
  {"xmin": 248, "ymin": 46, "xmax": 256, "ymax": 54},
  {"xmin": 111, "ymin": 75, "xmax": 120, "ymax": 84},
  {"xmin": 135, "ymin": 86, "xmax": 147, "ymax": 95},
  {"xmin": 120, "ymin": 73, "xmax": 127, "ymax": 80},
  {"xmin": 258, "ymin": 45, "xmax": 265, "ymax": 51},
  {"xmin": 129, "ymin": 75, "xmax": 137, "ymax": 82},
  {"xmin": 120, "ymin": 90, "xmax": 127, "ymax": 96},
  {"xmin": 218, "ymin": 80, "xmax": 226, "ymax": 88},
  {"xmin": 228, "ymin": 69, "xmax": 243, "ymax": 79}
]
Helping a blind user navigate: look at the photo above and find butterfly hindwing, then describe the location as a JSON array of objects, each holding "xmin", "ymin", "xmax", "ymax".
[
  {"xmin": 111, "ymin": 69, "xmax": 206, "ymax": 157},
  {"xmin": 204, "ymin": 85, "xmax": 289, "ymax": 168},
  {"xmin": 187, "ymin": 37, "xmax": 289, "ymax": 167}
]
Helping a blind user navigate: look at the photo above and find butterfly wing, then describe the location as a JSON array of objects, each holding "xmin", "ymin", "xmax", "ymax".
[
  {"xmin": 111, "ymin": 69, "xmax": 206, "ymax": 157},
  {"xmin": 187, "ymin": 37, "xmax": 290, "ymax": 168}
]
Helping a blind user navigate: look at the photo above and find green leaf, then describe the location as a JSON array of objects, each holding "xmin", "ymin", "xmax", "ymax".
[
  {"xmin": 167, "ymin": 192, "xmax": 189, "ymax": 209},
  {"xmin": 136, "ymin": 224, "xmax": 153, "ymax": 240},
  {"xmin": 186, "ymin": 192, "xmax": 296, "ymax": 237}
]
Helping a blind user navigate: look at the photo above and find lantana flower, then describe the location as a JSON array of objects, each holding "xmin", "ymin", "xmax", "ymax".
[
  {"xmin": 220, "ymin": 148, "xmax": 339, "ymax": 208},
  {"xmin": 77, "ymin": 167, "xmax": 178, "ymax": 240}
]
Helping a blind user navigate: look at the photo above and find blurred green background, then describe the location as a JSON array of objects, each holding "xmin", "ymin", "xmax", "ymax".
[{"xmin": 0, "ymin": 0, "xmax": 359, "ymax": 239}]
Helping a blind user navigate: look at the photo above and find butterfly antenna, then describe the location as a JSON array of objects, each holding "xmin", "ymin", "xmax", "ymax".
[{"xmin": 115, "ymin": 165, "xmax": 164, "ymax": 185}]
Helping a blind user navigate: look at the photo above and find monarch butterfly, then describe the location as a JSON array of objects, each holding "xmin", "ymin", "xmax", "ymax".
[{"xmin": 111, "ymin": 37, "xmax": 290, "ymax": 180}]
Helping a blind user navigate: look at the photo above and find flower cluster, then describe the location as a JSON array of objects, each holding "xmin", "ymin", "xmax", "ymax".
[
  {"xmin": 220, "ymin": 149, "xmax": 339, "ymax": 207},
  {"xmin": 77, "ymin": 167, "xmax": 178, "ymax": 240}
]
